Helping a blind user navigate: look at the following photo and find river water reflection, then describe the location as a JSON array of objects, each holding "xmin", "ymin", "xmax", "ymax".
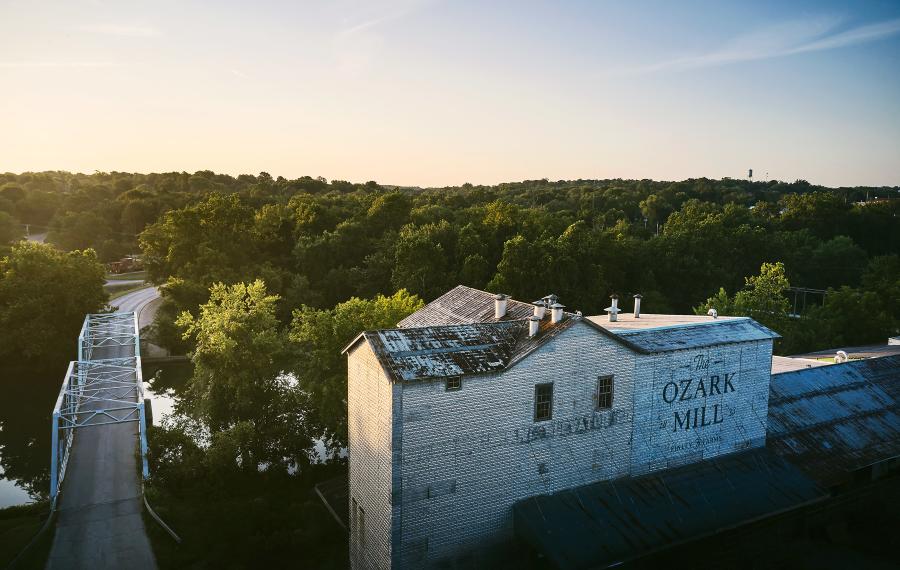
[
  {"xmin": 0, "ymin": 364, "xmax": 61, "ymax": 508},
  {"xmin": 1, "ymin": 359, "xmax": 339, "ymax": 509}
]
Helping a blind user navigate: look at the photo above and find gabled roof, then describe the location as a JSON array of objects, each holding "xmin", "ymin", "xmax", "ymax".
[
  {"xmin": 346, "ymin": 286, "xmax": 782, "ymax": 382},
  {"xmin": 767, "ymin": 354, "xmax": 900, "ymax": 487},
  {"xmin": 397, "ymin": 285, "xmax": 534, "ymax": 328}
]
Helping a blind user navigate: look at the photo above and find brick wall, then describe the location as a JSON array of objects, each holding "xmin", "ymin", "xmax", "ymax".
[
  {"xmin": 348, "ymin": 341, "xmax": 396, "ymax": 570},
  {"xmin": 395, "ymin": 321, "xmax": 637, "ymax": 566},
  {"xmin": 349, "ymin": 322, "xmax": 775, "ymax": 568},
  {"xmin": 630, "ymin": 339, "xmax": 773, "ymax": 474}
]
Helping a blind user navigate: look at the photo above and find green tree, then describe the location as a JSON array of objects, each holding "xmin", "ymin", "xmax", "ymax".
[
  {"xmin": 289, "ymin": 290, "xmax": 423, "ymax": 446},
  {"xmin": 695, "ymin": 262, "xmax": 790, "ymax": 333},
  {"xmin": 0, "ymin": 211, "xmax": 23, "ymax": 244},
  {"xmin": 176, "ymin": 280, "xmax": 317, "ymax": 470},
  {"xmin": 391, "ymin": 221, "xmax": 456, "ymax": 300},
  {"xmin": 0, "ymin": 242, "xmax": 107, "ymax": 361},
  {"xmin": 487, "ymin": 234, "xmax": 550, "ymax": 300}
]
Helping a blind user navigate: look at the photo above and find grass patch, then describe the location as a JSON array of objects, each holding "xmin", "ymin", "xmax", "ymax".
[
  {"xmin": 108, "ymin": 283, "xmax": 150, "ymax": 300},
  {"xmin": 0, "ymin": 501, "xmax": 54, "ymax": 569},
  {"xmin": 143, "ymin": 465, "xmax": 348, "ymax": 569},
  {"xmin": 105, "ymin": 270, "xmax": 148, "ymax": 281}
]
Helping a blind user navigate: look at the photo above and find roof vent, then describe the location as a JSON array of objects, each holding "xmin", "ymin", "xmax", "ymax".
[
  {"xmin": 605, "ymin": 295, "xmax": 621, "ymax": 322},
  {"xmin": 532, "ymin": 300, "xmax": 547, "ymax": 319},
  {"xmin": 550, "ymin": 303, "xmax": 565, "ymax": 324},
  {"xmin": 528, "ymin": 316, "xmax": 541, "ymax": 337},
  {"xmin": 494, "ymin": 294, "xmax": 508, "ymax": 319},
  {"xmin": 835, "ymin": 350, "xmax": 849, "ymax": 363},
  {"xmin": 633, "ymin": 293, "xmax": 642, "ymax": 319},
  {"xmin": 707, "ymin": 308, "xmax": 718, "ymax": 319}
]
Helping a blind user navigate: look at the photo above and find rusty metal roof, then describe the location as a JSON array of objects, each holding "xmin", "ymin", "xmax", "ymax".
[
  {"xmin": 363, "ymin": 315, "xmax": 579, "ymax": 382},
  {"xmin": 513, "ymin": 448, "xmax": 824, "ymax": 570},
  {"xmin": 397, "ymin": 285, "xmax": 536, "ymax": 328},
  {"xmin": 767, "ymin": 354, "xmax": 900, "ymax": 487}
]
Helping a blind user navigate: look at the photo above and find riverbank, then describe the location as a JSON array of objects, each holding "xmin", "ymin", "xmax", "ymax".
[
  {"xmin": 143, "ymin": 463, "xmax": 347, "ymax": 569},
  {"xmin": 0, "ymin": 501, "xmax": 53, "ymax": 569}
]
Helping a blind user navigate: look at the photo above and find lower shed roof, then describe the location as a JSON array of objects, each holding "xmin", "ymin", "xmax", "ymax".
[
  {"xmin": 513, "ymin": 448, "xmax": 824, "ymax": 570},
  {"xmin": 767, "ymin": 354, "xmax": 900, "ymax": 487}
]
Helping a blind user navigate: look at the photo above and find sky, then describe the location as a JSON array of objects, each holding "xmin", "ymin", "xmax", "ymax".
[{"xmin": 1, "ymin": 0, "xmax": 899, "ymax": 187}]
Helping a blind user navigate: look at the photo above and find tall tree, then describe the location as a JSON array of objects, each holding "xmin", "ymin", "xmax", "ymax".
[
  {"xmin": 0, "ymin": 242, "xmax": 107, "ymax": 361},
  {"xmin": 176, "ymin": 280, "xmax": 318, "ymax": 470},
  {"xmin": 289, "ymin": 290, "xmax": 423, "ymax": 446}
]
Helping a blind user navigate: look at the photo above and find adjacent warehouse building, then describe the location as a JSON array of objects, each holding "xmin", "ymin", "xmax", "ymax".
[{"xmin": 343, "ymin": 286, "xmax": 900, "ymax": 569}]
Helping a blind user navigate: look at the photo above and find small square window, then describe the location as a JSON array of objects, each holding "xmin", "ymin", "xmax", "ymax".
[
  {"xmin": 534, "ymin": 383, "xmax": 553, "ymax": 422},
  {"xmin": 596, "ymin": 375, "xmax": 613, "ymax": 409},
  {"xmin": 445, "ymin": 377, "xmax": 462, "ymax": 391}
]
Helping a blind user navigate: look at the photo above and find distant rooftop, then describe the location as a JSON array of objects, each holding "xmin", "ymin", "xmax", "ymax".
[
  {"xmin": 771, "ymin": 355, "xmax": 830, "ymax": 374},
  {"xmin": 397, "ymin": 285, "xmax": 535, "ymax": 328}
]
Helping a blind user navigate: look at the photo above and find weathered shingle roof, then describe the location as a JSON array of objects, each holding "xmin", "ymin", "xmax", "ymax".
[
  {"xmin": 513, "ymin": 448, "xmax": 824, "ymax": 570},
  {"xmin": 397, "ymin": 285, "xmax": 534, "ymax": 328},
  {"xmin": 602, "ymin": 317, "xmax": 780, "ymax": 352},
  {"xmin": 365, "ymin": 321, "xmax": 522, "ymax": 382},
  {"xmin": 767, "ymin": 355, "xmax": 900, "ymax": 487},
  {"xmin": 360, "ymin": 316, "xmax": 578, "ymax": 382}
]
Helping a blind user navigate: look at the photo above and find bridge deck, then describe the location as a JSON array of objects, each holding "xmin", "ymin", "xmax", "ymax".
[{"xmin": 46, "ymin": 323, "xmax": 156, "ymax": 569}]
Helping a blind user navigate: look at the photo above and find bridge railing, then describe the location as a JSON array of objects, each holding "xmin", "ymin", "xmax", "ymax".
[{"xmin": 50, "ymin": 312, "xmax": 149, "ymax": 507}]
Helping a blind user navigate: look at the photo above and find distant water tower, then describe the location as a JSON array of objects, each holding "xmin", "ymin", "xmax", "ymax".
[{"xmin": 748, "ymin": 168, "xmax": 753, "ymax": 180}]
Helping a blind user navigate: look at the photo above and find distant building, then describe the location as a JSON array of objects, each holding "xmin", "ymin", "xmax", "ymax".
[{"xmin": 343, "ymin": 286, "xmax": 900, "ymax": 569}]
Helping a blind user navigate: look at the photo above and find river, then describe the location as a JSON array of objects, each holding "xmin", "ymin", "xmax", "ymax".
[
  {"xmin": 0, "ymin": 360, "xmax": 187, "ymax": 509},
  {"xmin": 1, "ymin": 351, "xmax": 339, "ymax": 509}
]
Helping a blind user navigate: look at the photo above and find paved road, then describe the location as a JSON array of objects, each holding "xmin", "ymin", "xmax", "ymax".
[
  {"xmin": 45, "ymin": 302, "xmax": 159, "ymax": 570},
  {"xmin": 112, "ymin": 286, "xmax": 161, "ymax": 324}
]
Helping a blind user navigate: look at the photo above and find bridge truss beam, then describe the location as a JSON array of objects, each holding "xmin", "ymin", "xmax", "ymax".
[{"xmin": 50, "ymin": 312, "xmax": 149, "ymax": 507}]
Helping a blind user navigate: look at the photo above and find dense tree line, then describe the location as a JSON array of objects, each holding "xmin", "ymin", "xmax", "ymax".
[{"xmin": 2, "ymin": 171, "xmax": 897, "ymax": 567}]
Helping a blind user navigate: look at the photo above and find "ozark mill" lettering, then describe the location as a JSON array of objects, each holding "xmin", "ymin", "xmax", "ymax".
[{"xmin": 661, "ymin": 373, "xmax": 736, "ymax": 433}]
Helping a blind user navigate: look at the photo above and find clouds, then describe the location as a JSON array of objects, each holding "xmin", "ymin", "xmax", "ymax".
[
  {"xmin": 623, "ymin": 16, "xmax": 900, "ymax": 75},
  {"xmin": 75, "ymin": 24, "xmax": 161, "ymax": 38},
  {"xmin": 0, "ymin": 61, "xmax": 117, "ymax": 68}
]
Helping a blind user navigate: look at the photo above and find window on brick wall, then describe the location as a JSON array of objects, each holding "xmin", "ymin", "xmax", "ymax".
[
  {"xmin": 596, "ymin": 375, "xmax": 614, "ymax": 409},
  {"xmin": 445, "ymin": 376, "xmax": 461, "ymax": 391},
  {"xmin": 359, "ymin": 504, "xmax": 366, "ymax": 546},
  {"xmin": 351, "ymin": 497, "xmax": 365, "ymax": 547},
  {"xmin": 534, "ymin": 383, "xmax": 553, "ymax": 422}
]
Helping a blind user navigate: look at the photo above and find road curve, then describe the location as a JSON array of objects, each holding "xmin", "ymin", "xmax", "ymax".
[{"xmin": 112, "ymin": 286, "xmax": 161, "ymax": 325}]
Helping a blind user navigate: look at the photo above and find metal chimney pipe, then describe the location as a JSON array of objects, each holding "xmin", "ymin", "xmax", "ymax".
[
  {"xmin": 550, "ymin": 303, "xmax": 565, "ymax": 324},
  {"xmin": 633, "ymin": 294, "xmax": 642, "ymax": 318},
  {"xmin": 605, "ymin": 294, "xmax": 621, "ymax": 322},
  {"xmin": 533, "ymin": 301, "xmax": 547, "ymax": 319},
  {"xmin": 494, "ymin": 294, "xmax": 508, "ymax": 319},
  {"xmin": 528, "ymin": 316, "xmax": 541, "ymax": 337}
]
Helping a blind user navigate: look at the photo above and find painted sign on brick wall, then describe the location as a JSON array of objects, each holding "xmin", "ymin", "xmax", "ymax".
[{"xmin": 632, "ymin": 342, "xmax": 771, "ymax": 470}]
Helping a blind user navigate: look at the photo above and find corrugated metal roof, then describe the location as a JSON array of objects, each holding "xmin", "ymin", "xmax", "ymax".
[
  {"xmin": 397, "ymin": 285, "xmax": 536, "ymax": 328},
  {"xmin": 604, "ymin": 317, "xmax": 780, "ymax": 352},
  {"xmin": 513, "ymin": 448, "xmax": 824, "ymax": 570},
  {"xmin": 767, "ymin": 355, "xmax": 900, "ymax": 487}
]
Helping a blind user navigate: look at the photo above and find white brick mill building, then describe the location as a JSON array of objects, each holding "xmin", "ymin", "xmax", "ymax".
[{"xmin": 342, "ymin": 286, "xmax": 900, "ymax": 569}]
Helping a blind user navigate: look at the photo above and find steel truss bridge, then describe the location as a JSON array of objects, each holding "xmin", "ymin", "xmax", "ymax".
[{"xmin": 49, "ymin": 312, "xmax": 149, "ymax": 506}]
